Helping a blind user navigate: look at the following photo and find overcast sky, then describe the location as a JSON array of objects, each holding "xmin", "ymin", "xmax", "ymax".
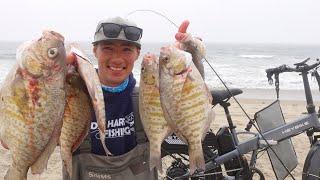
[{"xmin": 1, "ymin": 0, "xmax": 319, "ymax": 44}]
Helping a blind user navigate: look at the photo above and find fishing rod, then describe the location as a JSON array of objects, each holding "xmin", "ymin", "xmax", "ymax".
[{"xmin": 126, "ymin": 9, "xmax": 296, "ymax": 179}]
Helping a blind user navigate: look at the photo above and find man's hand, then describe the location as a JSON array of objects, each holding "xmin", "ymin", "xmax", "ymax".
[
  {"xmin": 175, "ymin": 20, "xmax": 190, "ymax": 42},
  {"xmin": 66, "ymin": 52, "xmax": 76, "ymax": 65},
  {"xmin": 175, "ymin": 20, "xmax": 192, "ymax": 49},
  {"xmin": 174, "ymin": 20, "xmax": 206, "ymax": 79}
]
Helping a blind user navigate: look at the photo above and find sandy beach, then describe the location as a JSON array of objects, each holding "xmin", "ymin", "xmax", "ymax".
[{"xmin": 0, "ymin": 88, "xmax": 319, "ymax": 179}]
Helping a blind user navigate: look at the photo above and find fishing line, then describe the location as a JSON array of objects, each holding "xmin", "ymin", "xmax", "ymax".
[
  {"xmin": 126, "ymin": 9, "xmax": 253, "ymax": 123},
  {"xmin": 126, "ymin": 9, "xmax": 296, "ymax": 179},
  {"xmin": 126, "ymin": 9, "xmax": 179, "ymax": 29}
]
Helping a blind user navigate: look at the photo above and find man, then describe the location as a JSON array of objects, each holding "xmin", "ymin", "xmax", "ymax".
[{"xmin": 63, "ymin": 16, "xmax": 200, "ymax": 180}]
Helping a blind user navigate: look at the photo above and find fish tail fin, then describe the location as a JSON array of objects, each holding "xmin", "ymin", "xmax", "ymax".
[
  {"xmin": 100, "ymin": 134, "xmax": 112, "ymax": 156},
  {"xmin": 63, "ymin": 158, "xmax": 73, "ymax": 177},
  {"xmin": 4, "ymin": 167, "xmax": 27, "ymax": 180},
  {"xmin": 61, "ymin": 148, "xmax": 73, "ymax": 177},
  {"xmin": 188, "ymin": 145, "xmax": 205, "ymax": 175},
  {"xmin": 149, "ymin": 150, "xmax": 162, "ymax": 173}
]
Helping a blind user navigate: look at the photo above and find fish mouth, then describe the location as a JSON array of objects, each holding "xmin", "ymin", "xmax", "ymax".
[
  {"xmin": 174, "ymin": 68, "xmax": 189, "ymax": 76},
  {"xmin": 143, "ymin": 53, "xmax": 157, "ymax": 63}
]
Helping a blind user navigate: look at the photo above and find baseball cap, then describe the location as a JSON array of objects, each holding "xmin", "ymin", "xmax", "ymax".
[{"xmin": 93, "ymin": 16, "xmax": 142, "ymax": 48}]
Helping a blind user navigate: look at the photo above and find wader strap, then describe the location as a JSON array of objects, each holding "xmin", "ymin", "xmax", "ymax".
[{"xmin": 132, "ymin": 86, "xmax": 148, "ymax": 144}]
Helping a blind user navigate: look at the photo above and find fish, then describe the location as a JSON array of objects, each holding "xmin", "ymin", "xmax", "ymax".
[
  {"xmin": 176, "ymin": 34, "xmax": 206, "ymax": 79},
  {"xmin": 59, "ymin": 43, "xmax": 111, "ymax": 177},
  {"xmin": 0, "ymin": 30, "xmax": 67, "ymax": 180},
  {"xmin": 70, "ymin": 45, "xmax": 110, "ymax": 156},
  {"xmin": 158, "ymin": 45, "xmax": 214, "ymax": 175},
  {"xmin": 139, "ymin": 53, "xmax": 172, "ymax": 172}
]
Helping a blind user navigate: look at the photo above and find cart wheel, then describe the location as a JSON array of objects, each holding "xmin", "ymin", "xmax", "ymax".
[
  {"xmin": 236, "ymin": 167, "xmax": 265, "ymax": 180},
  {"xmin": 165, "ymin": 159, "xmax": 224, "ymax": 180},
  {"xmin": 250, "ymin": 167, "xmax": 265, "ymax": 180},
  {"xmin": 302, "ymin": 141, "xmax": 320, "ymax": 180}
]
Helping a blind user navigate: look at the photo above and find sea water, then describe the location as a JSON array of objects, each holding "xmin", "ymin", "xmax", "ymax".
[{"xmin": 1, "ymin": 41, "xmax": 320, "ymax": 90}]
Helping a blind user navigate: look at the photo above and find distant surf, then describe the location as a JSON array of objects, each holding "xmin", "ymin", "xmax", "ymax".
[
  {"xmin": 239, "ymin": 54, "xmax": 274, "ymax": 59},
  {"xmin": 1, "ymin": 42, "xmax": 320, "ymax": 90}
]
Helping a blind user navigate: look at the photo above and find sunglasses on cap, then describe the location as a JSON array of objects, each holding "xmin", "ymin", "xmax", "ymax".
[{"xmin": 96, "ymin": 23, "xmax": 143, "ymax": 41}]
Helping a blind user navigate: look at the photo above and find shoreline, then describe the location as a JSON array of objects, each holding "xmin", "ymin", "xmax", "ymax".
[{"xmin": 222, "ymin": 88, "xmax": 320, "ymax": 102}]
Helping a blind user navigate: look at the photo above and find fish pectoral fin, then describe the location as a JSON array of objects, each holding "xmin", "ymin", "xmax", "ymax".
[{"xmin": 60, "ymin": 148, "xmax": 73, "ymax": 177}]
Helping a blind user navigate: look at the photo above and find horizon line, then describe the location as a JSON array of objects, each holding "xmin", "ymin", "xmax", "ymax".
[{"xmin": 0, "ymin": 40, "xmax": 320, "ymax": 46}]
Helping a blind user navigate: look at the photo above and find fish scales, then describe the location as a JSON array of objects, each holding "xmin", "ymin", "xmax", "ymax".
[
  {"xmin": 5, "ymin": 79, "xmax": 64, "ymax": 157},
  {"xmin": 59, "ymin": 44, "xmax": 108, "ymax": 177},
  {"xmin": 0, "ymin": 30, "xmax": 67, "ymax": 180},
  {"xmin": 59, "ymin": 69, "xmax": 93, "ymax": 177},
  {"xmin": 68, "ymin": 44, "xmax": 110, "ymax": 156},
  {"xmin": 139, "ymin": 53, "xmax": 172, "ymax": 172},
  {"xmin": 159, "ymin": 45, "xmax": 214, "ymax": 175},
  {"xmin": 178, "ymin": 74, "xmax": 208, "ymax": 157}
]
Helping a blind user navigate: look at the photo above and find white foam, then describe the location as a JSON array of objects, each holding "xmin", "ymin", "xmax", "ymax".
[{"xmin": 239, "ymin": 54, "xmax": 274, "ymax": 59}]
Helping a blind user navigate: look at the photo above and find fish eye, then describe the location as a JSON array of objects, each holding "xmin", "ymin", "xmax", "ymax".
[
  {"xmin": 47, "ymin": 48, "xmax": 59, "ymax": 58},
  {"xmin": 141, "ymin": 67, "xmax": 145, "ymax": 72}
]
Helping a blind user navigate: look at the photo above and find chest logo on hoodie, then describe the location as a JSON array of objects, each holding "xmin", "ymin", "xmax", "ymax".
[{"xmin": 91, "ymin": 112, "xmax": 135, "ymax": 139}]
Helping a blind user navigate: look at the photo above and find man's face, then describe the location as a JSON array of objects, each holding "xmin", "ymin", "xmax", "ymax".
[{"xmin": 93, "ymin": 40, "xmax": 140, "ymax": 86}]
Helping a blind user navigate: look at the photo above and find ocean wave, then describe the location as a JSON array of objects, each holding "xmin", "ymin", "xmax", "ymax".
[
  {"xmin": 0, "ymin": 54, "xmax": 16, "ymax": 60},
  {"xmin": 239, "ymin": 54, "xmax": 274, "ymax": 59}
]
